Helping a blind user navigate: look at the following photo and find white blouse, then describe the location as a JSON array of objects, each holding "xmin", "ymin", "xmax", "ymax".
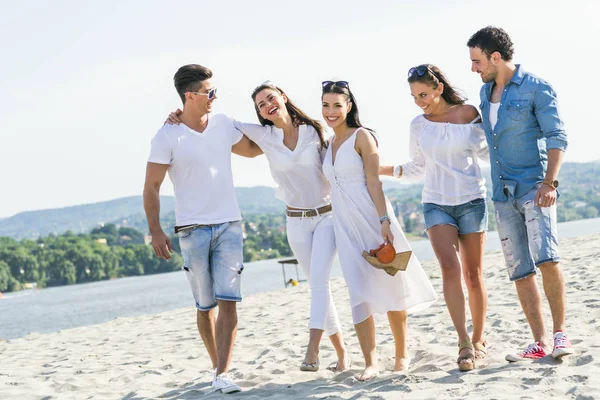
[
  {"xmin": 398, "ymin": 115, "xmax": 489, "ymax": 206},
  {"xmin": 233, "ymin": 121, "xmax": 331, "ymax": 209}
]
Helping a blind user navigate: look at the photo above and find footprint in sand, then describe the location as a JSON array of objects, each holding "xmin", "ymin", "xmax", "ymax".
[{"xmin": 575, "ymin": 354, "xmax": 593, "ymax": 366}]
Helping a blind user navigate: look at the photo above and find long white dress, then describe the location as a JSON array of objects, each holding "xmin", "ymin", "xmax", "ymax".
[{"xmin": 322, "ymin": 129, "xmax": 437, "ymax": 324}]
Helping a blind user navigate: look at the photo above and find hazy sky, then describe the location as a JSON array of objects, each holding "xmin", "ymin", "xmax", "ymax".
[{"xmin": 1, "ymin": 0, "xmax": 598, "ymax": 218}]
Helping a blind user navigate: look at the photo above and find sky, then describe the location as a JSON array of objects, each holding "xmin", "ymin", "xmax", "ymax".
[{"xmin": 1, "ymin": 0, "xmax": 598, "ymax": 218}]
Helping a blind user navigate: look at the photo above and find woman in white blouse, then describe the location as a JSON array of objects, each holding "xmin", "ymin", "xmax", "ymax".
[
  {"xmin": 381, "ymin": 64, "xmax": 490, "ymax": 371},
  {"xmin": 167, "ymin": 82, "xmax": 349, "ymax": 373},
  {"xmin": 240, "ymin": 82, "xmax": 349, "ymax": 372}
]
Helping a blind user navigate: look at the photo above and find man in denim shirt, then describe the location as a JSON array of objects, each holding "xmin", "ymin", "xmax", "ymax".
[{"xmin": 467, "ymin": 26, "xmax": 574, "ymax": 362}]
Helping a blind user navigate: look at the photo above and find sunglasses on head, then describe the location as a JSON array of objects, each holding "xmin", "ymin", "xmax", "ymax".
[
  {"xmin": 253, "ymin": 80, "xmax": 277, "ymax": 93},
  {"xmin": 191, "ymin": 87, "xmax": 217, "ymax": 100},
  {"xmin": 322, "ymin": 80, "xmax": 349, "ymax": 90},
  {"xmin": 407, "ymin": 65, "xmax": 433, "ymax": 78}
]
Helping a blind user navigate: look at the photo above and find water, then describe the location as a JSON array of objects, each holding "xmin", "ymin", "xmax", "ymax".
[{"xmin": 2, "ymin": 217, "xmax": 600, "ymax": 340}]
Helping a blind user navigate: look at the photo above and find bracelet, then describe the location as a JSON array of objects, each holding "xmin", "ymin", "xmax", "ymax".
[
  {"xmin": 379, "ymin": 215, "xmax": 391, "ymax": 224},
  {"xmin": 393, "ymin": 165, "xmax": 403, "ymax": 178}
]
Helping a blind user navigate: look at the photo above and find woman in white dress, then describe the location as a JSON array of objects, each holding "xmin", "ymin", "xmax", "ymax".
[
  {"xmin": 167, "ymin": 82, "xmax": 349, "ymax": 372},
  {"xmin": 380, "ymin": 65, "xmax": 489, "ymax": 371},
  {"xmin": 321, "ymin": 81, "xmax": 437, "ymax": 381}
]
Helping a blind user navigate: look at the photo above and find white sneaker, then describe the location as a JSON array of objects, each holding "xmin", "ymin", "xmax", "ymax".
[{"xmin": 212, "ymin": 373, "xmax": 241, "ymax": 394}]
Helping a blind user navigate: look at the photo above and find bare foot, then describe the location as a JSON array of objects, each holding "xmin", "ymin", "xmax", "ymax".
[
  {"xmin": 394, "ymin": 357, "xmax": 410, "ymax": 373},
  {"xmin": 355, "ymin": 365, "xmax": 379, "ymax": 381},
  {"xmin": 328, "ymin": 353, "xmax": 351, "ymax": 372}
]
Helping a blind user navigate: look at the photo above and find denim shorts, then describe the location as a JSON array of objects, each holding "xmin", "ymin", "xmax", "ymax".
[
  {"xmin": 494, "ymin": 184, "xmax": 560, "ymax": 281},
  {"xmin": 178, "ymin": 221, "xmax": 244, "ymax": 310},
  {"xmin": 423, "ymin": 198, "xmax": 488, "ymax": 234}
]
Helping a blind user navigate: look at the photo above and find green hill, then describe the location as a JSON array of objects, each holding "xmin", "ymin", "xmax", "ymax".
[{"xmin": 0, "ymin": 187, "xmax": 284, "ymax": 240}]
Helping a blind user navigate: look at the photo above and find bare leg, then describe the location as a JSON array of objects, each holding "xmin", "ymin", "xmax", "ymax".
[
  {"xmin": 197, "ymin": 308, "xmax": 217, "ymax": 369},
  {"xmin": 215, "ymin": 300, "xmax": 238, "ymax": 375},
  {"xmin": 303, "ymin": 329, "xmax": 323, "ymax": 365},
  {"xmin": 427, "ymin": 225, "xmax": 470, "ymax": 343},
  {"xmin": 538, "ymin": 261, "xmax": 566, "ymax": 333},
  {"xmin": 515, "ymin": 275, "xmax": 550, "ymax": 349},
  {"xmin": 458, "ymin": 232, "xmax": 487, "ymax": 344},
  {"xmin": 354, "ymin": 316, "xmax": 378, "ymax": 381},
  {"xmin": 388, "ymin": 310, "xmax": 408, "ymax": 371},
  {"xmin": 304, "ymin": 330, "xmax": 348, "ymax": 368},
  {"xmin": 328, "ymin": 331, "xmax": 349, "ymax": 371}
]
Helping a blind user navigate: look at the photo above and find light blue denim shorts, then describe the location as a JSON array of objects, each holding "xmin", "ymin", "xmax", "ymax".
[
  {"xmin": 423, "ymin": 198, "xmax": 488, "ymax": 234},
  {"xmin": 178, "ymin": 221, "xmax": 244, "ymax": 310},
  {"xmin": 494, "ymin": 184, "xmax": 560, "ymax": 281}
]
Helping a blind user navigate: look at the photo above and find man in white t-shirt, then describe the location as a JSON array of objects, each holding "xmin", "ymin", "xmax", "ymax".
[{"xmin": 143, "ymin": 64, "xmax": 262, "ymax": 394}]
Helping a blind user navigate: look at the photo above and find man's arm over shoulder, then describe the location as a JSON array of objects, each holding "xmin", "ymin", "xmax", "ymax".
[
  {"xmin": 232, "ymin": 135, "xmax": 263, "ymax": 158},
  {"xmin": 534, "ymin": 81, "xmax": 567, "ymax": 152}
]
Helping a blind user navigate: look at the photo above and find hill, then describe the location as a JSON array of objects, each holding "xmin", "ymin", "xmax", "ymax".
[{"xmin": 0, "ymin": 187, "xmax": 284, "ymax": 239}]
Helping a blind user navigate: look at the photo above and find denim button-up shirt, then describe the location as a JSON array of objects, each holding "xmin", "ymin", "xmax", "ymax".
[{"xmin": 479, "ymin": 65, "xmax": 568, "ymax": 202}]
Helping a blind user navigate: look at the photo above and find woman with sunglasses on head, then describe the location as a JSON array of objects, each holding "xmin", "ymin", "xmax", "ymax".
[
  {"xmin": 167, "ymin": 81, "xmax": 349, "ymax": 373},
  {"xmin": 380, "ymin": 64, "xmax": 489, "ymax": 372},
  {"xmin": 321, "ymin": 81, "xmax": 436, "ymax": 381}
]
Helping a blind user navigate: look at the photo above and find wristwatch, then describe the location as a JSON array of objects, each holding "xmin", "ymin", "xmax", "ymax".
[{"xmin": 542, "ymin": 179, "xmax": 559, "ymax": 189}]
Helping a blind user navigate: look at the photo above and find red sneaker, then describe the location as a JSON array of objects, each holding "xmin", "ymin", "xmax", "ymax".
[
  {"xmin": 505, "ymin": 342, "xmax": 547, "ymax": 362},
  {"xmin": 552, "ymin": 331, "xmax": 574, "ymax": 359}
]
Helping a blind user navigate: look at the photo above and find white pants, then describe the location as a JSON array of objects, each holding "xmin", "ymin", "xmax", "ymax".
[{"xmin": 286, "ymin": 212, "xmax": 341, "ymax": 336}]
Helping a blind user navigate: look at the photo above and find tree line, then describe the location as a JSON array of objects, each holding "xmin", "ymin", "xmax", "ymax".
[{"xmin": 0, "ymin": 225, "xmax": 182, "ymax": 293}]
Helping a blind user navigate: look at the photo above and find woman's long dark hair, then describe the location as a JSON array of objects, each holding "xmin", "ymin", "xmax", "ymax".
[
  {"xmin": 251, "ymin": 83, "xmax": 326, "ymax": 148},
  {"xmin": 407, "ymin": 64, "xmax": 466, "ymax": 105}
]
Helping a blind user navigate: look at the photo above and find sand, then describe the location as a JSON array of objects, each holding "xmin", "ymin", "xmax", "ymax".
[{"xmin": 1, "ymin": 234, "xmax": 599, "ymax": 399}]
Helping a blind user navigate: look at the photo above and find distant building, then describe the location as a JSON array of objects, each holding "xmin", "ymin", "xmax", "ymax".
[{"xmin": 569, "ymin": 201, "xmax": 588, "ymax": 209}]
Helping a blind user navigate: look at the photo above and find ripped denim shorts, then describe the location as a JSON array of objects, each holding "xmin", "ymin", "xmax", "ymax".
[{"xmin": 493, "ymin": 184, "xmax": 560, "ymax": 281}]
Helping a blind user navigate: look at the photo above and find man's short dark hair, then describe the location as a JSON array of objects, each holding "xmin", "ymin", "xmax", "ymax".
[
  {"xmin": 467, "ymin": 26, "xmax": 514, "ymax": 61},
  {"xmin": 173, "ymin": 64, "xmax": 213, "ymax": 104}
]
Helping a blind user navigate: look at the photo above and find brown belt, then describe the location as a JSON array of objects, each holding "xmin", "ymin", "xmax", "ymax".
[{"xmin": 286, "ymin": 204, "xmax": 332, "ymax": 218}]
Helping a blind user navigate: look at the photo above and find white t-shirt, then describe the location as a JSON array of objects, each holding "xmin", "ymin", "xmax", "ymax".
[
  {"xmin": 233, "ymin": 121, "xmax": 331, "ymax": 209},
  {"xmin": 489, "ymin": 102, "xmax": 500, "ymax": 130},
  {"xmin": 400, "ymin": 115, "xmax": 489, "ymax": 206},
  {"xmin": 148, "ymin": 113, "xmax": 243, "ymax": 226}
]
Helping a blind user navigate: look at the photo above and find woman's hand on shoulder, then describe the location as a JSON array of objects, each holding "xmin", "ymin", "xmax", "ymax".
[{"xmin": 165, "ymin": 109, "xmax": 183, "ymax": 125}]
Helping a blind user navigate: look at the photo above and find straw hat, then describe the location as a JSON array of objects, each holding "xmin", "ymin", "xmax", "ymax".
[{"xmin": 361, "ymin": 249, "xmax": 412, "ymax": 276}]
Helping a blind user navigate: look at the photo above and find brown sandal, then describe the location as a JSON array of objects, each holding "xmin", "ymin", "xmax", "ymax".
[
  {"xmin": 473, "ymin": 341, "xmax": 488, "ymax": 360},
  {"xmin": 457, "ymin": 339, "xmax": 475, "ymax": 371}
]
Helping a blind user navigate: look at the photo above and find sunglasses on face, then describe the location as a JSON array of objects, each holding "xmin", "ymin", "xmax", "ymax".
[
  {"xmin": 191, "ymin": 87, "xmax": 217, "ymax": 100},
  {"xmin": 322, "ymin": 80, "xmax": 349, "ymax": 90},
  {"xmin": 408, "ymin": 65, "xmax": 432, "ymax": 78}
]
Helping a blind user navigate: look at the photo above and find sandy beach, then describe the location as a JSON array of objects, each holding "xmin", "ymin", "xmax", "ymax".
[{"xmin": 1, "ymin": 234, "xmax": 599, "ymax": 399}]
